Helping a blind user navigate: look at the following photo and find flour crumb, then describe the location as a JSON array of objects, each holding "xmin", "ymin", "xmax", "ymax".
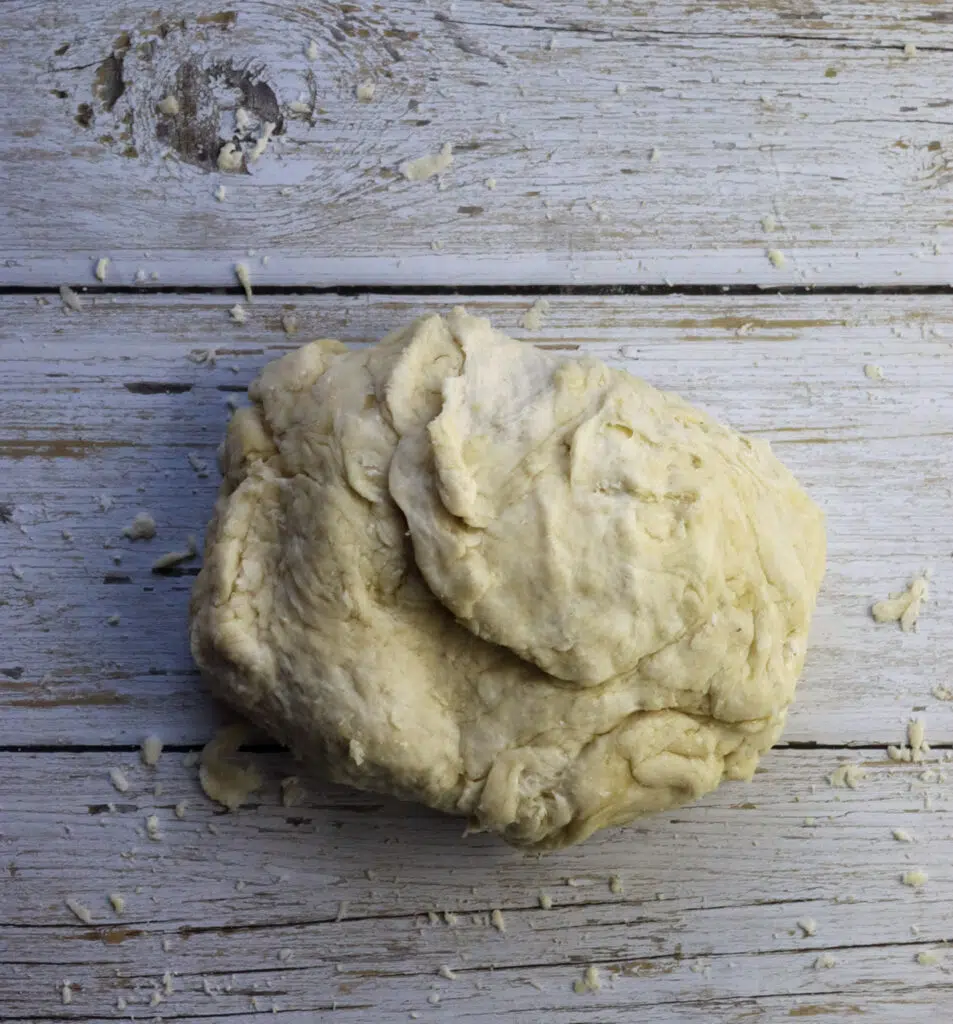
[
  {"xmin": 199, "ymin": 724, "xmax": 262, "ymax": 810},
  {"xmin": 123, "ymin": 512, "xmax": 157, "ymax": 541},
  {"xmin": 931, "ymin": 684, "xmax": 953, "ymax": 701},
  {"xmin": 609, "ymin": 874, "xmax": 624, "ymax": 895},
  {"xmin": 761, "ymin": 214, "xmax": 776, "ymax": 232},
  {"xmin": 59, "ymin": 284, "xmax": 84, "ymax": 312},
  {"xmin": 814, "ymin": 953, "xmax": 836, "ymax": 969},
  {"xmin": 490, "ymin": 908, "xmax": 506, "ymax": 933},
  {"xmin": 864, "ymin": 363, "xmax": 885, "ymax": 381},
  {"xmin": 280, "ymin": 775, "xmax": 306, "ymax": 807},
  {"xmin": 538, "ymin": 891, "xmax": 553, "ymax": 910},
  {"xmin": 215, "ymin": 184, "xmax": 227, "ymax": 202},
  {"xmin": 649, "ymin": 146, "xmax": 661, "ymax": 162},
  {"xmin": 904, "ymin": 42, "xmax": 918, "ymax": 58},
  {"xmin": 306, "ymin": 39, "xmax": 319, "ymax": 60},
  {"xmin": 573, "ymin": 965, "xmax": 601, "ymax": 994},
  {"xmin": 767, "ymin": 248, "xmax": 786, "ymax": 268},
  {"xmin": 797, "ymin": 917, "xmax": 817, "ymax": 937},
  {"xmin": 95, "ymin": 256, "xmax": 110, "ymax": 282},
  {"xmin": 443, "ymin": 911, "xmax": 458, "ymax": 926},
  {"xmin": 829, "ymin": 762, "xmax": 866, "ymax": 789},
  {"xmin": 174, "ymin": 800, "xmax": 189, "ymax": 819},
  {"xmin": 65, "ymin": 897, "xmax": 93, "ymax": 924},
  {"xmin": 872, "ymin": 576, "xmax": 928, "ymax": 632},
  {"xmin": 917, "ymin": 950, "xmax": 940, "ymax": 965},
  {"xmin": 281, "ymin": 312, "xmax": 299, "ymax": 335},
  {"xmin": 141, "ymin": 734, "xmax": 163, "ymax": 767},
  {"xmin": 145, "ymin": 813, "xmax": 162, "ymax": 841},
  {"xmin": 399, "ymin": 143, "xmax": 453, "ymax": 181},
  {"xmin": 521, "ymin": 297, "xmax": 550, "ymax": 331},
  {"xmin": 61, "ymin": 980, "xmax": 73, "ymax": 1005},
  {"xmin": 249, "ymin": 122, "xmax": 276, "ymax": 163},
  {"xmin": 109, "ymin": 767, "xmax": 129, "ymax": 793},
  {"xmin": 109, "ymin": 892, "xmax": 125, "ymax": 914},
  {"xmin": 217, "ymin": 141, "xmax": 243, "ymax": 172},
  {"xmin": 438, "ymin": 965, "xmax": 457, "ymax": 980},
  {"xmin": 152, "ymin": 537, "xmax": 198, "ymax": 571},
  {"xmin": 892, "ymin": 828, "xmax": 914, "ymax": 843},
  {"xmin": 356, "ymin": 79, "xmax": 376, "ymax": 101},
  {"xmin": 902, "ymin": 869, "xmax": 928, "ymax": 887},
  {"xmin": 908, "ymin": 718, "xmax": 927, "ymax": 761},
  {"xmin": 157, "ymin": 94, "xmax": 180, "ymax": 115},
  {"xmin": 235, "ymin": 262, "xmax": 253, "ymax": 301},
  {"xmin": 485, "ymin": 177, "xmax": 497, "ymax": 190},
  {"xmin": 229, "ymin": 303, "xmax": 247, "ymax": 324}
]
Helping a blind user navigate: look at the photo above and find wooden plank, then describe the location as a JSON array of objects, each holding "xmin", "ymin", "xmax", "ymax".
[
  {"xmin": 3, "ymin": 749, "xmax": 953, "ymax": 1021},
  {"xmin": 2, "ymin": 291, "xmax": 952, "ymax": 746},
  {"xmin": 3, "ymin": 1, "xmax": 953, "ymax": 287}
]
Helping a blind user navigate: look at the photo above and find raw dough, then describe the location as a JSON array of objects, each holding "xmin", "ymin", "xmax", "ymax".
[{"xmin": 190, "ymin": 309, "xmax": 826, "ymax": 849}]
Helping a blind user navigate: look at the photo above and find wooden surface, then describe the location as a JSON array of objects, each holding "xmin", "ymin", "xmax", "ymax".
[{"xmin": 4, "ymin": 2, "xmax": 953, "ymax": 1021}]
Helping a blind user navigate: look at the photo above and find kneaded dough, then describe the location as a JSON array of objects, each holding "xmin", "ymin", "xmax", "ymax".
[{"xmin": 190, "ymin": 308, "xmax": 826, "ymax": 850}]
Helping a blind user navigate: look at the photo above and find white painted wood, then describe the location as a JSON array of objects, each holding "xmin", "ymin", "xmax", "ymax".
[
  {"xmin": 3, "ymin": 749, "xmax": 953, "ymax": 1021},
  {"xmin": 4, "ymin": 1, "xmax": 953, "ymax": 286},
  {"xmin": 2, "ymin": 291, "xmax": 952, "ymax": 747}
]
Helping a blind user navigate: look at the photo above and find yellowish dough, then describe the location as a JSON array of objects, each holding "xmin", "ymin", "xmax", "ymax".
[{"xmin": 190, "ymin": 309, "xmax": 826, "ymax": 849}]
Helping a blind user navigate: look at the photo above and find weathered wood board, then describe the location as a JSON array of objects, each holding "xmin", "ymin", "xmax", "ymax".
[{"xmin": 3, "ymin": 0, "xmax": 953, "ymax": 287}]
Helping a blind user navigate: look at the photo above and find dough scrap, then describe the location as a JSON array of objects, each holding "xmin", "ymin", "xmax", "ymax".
[{"xmin": 190, "ymin": 309, "xmax": 826, "ymax": 849}]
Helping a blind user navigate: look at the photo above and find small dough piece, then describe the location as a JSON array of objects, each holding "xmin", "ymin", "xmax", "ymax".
[
  {"xmin": 191, "ymin": 310, "xmax": 825, "ymax": 849},
  {"xmin": 199, "ymin": 724, "xmax": 262, "ymax": 810}
]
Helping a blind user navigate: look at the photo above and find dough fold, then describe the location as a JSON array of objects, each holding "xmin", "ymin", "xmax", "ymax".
[{"xmin": 191, "ymin": 309, "xmax": 826, "ymax": 849}]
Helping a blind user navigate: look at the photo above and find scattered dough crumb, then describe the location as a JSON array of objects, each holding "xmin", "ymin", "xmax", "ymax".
[
  {"xmin": 609, "ymin": 875, "xmax": 623, "ymax": 895},
  {"xmin": 289, "ymin": 99, "xmax": 311, "ymax": 113},
  {"xmin": 539, "ymin": 891, "xmax": 553, "ymax": 910},
  {"xmin": 162, "ymin": 970, "xmax": 174, "ymax": 995},
  {"xmin": 281, "ymin": 312, "xmax": 299, "ymax": 335},
  {"xmin": 280, "ymin": 775, "xmax": 306, "ymax": 807},
  {"xmin": 65, "ymin": 897, "xmax": 93, "ymax": 924},
  {"xmin": 235, "ymin": 107, "xmax": 252, "ymax": 132},
  {"xmin": 573, "ymin": 965, "xmax": 601, "ymax": 994},
  {"xmin": 95, "ymin": 257, "xmax": 110, "ymax": 282},
  {"xmin": 904, "ymin": 42, "xmax": 917, "ymax": 58},
  {"xmin": 902, "ymin": 869, "xmax": 928, "ymax": 887},
  {"xmin": 152, "ymin": 537, "xmax": 198, "ymax": 572},
  {"xmin": 761, "ymin": 214, "xmax": 776, "ymax": 232},
  {"xmin": 797, "ymin": 917, "xmax": 817, "ymax": 937},
  {"xmin": 183, "ymin": 750, "xmax": 199, "ymax": 768},
  {"xmin": 521, "ymin": 297, "xmax": 550, "ymax": 331},
  {"xmin": 356, "ymin": 79, "xmax": 376, "ymax": 101},
  {"xmin": 235, "ymin": 262, "xmax": 253, "ymax": 301},
  {"xmin": 106, "ymin": 614, "xmax": 121, "ymax": 626},
  {"xmin": 109, "ymin": 892, "xmax": 125, "ymax": 914},
  {"xmin": 917, "ymin": 950, "xmax": 939, "ymax": 966},
  {"xmin": 157, "ymin": 95, "xmax": 180, "ymax": 115},
  {"xmin": 59, "ymin": 284, "xmax": 83, "ymax": 312},
  {"xmin": 438, "ymin": 965, "xmax": 457, "ymax": 980},
  {"xmin": 872, "ymin": 577, "xmax": 928, "ymax": 632},
  {"xmin": 767, "ymin": 248, "xmax": 786, "ymax": 269},
  {"xmin": 490, "ymin": 909, "xmax": 506, "ymax": 933},
  {"xmin": 931, "ymin": 684, "xmax": 953, "ymax": 701},
  {"xmin": 229, "ymin": 303, "xmax": 247, "ymax": 324},
  {"xmin": 187, "ymin": 347, "xmax": 218, "ymax": 366},
  {"xmin": 174, "ymin": 800, "xmax": 189, "ymax": 819},
  {"xmin": 145, "ymin": 813, "xmax": 162, "ymax": 841},
  {"xmin": 217, "ymin": 142, "xmax": 243, "ymax": 172},
  {"xmin": 10, "ymin": 565, "xmax": 24, "ymax": 580},
  {"xmin": 892, "ymin": 828, "xmax": 914, "ymax": 843},
  {"xmin": 887, "ymin": 744, "xmax": 911, "ymax": 763},
  {"xmin": 61, "ymin": 980, "xmax": 72, "ymax": 1005},
  {"xmin": 829, "ymin": 762, "xmax": 866, "ymax": 789},
  {"xmin": 649, "ymin": 146, "xmax": 661, "ymax": 162},
  {"xmin": 306, "ymin": 39, "xmax": 319, "ymax": 60},
  {"xmin": 814, "ymin": 953, "xmax": 836, "ymax": 969},
  {"xmin": 399, "ymin": 142, "xmax": 453, "ymax": 181},
  {"xmin": 109, "ymin": 767, "xmax": 129, "ymax": 793},
  {"xmin": 863, "ymin": 363, "xmax": 884, "ymax": 381},
  {"xmin": 485, "ymin": 177, "xmax": 497, "ymax": 189},
  {"xmin": 141, "ymin": 734, "xmax": 163, "ymax": 767},
  {"xmin": 123, "ymin": 512, "xmax": 157, "ymax": 541},
  {"xmin": 215, "ymin": 184, "xmax": 227, "ymax": 202},
  {"xmin": 199, "ymin": 724, "xmax": 263, "ymax": 811},
  {"xmin": 278, "ymin": 948, "xmax": 293, "ymax": 962},
  {"xmin": 908, "ymin": 718, "xmax": 928, "ymax": 762}
]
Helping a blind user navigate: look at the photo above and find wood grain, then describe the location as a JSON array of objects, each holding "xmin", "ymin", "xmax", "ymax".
[
  {"xmin": 2, "ymin": 291, "xmax": 952, "ymax": 748},
  {"xmin": 4, "ymin": 748, "xmax": 953, "ymax": 1022},
  {"xmin": 4, "ymin": 0, "xmax": 953, "ymax": 287}
]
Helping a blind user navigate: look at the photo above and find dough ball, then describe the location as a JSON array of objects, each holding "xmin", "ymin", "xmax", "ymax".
[{"xmin": 190, "ymin": 309, "xmax": 826, "ymax": 850}]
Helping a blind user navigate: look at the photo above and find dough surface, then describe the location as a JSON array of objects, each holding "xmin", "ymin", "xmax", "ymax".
[{"xmin": 190, "ymin": 309, "xmax": 826, "ymax": 850}]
